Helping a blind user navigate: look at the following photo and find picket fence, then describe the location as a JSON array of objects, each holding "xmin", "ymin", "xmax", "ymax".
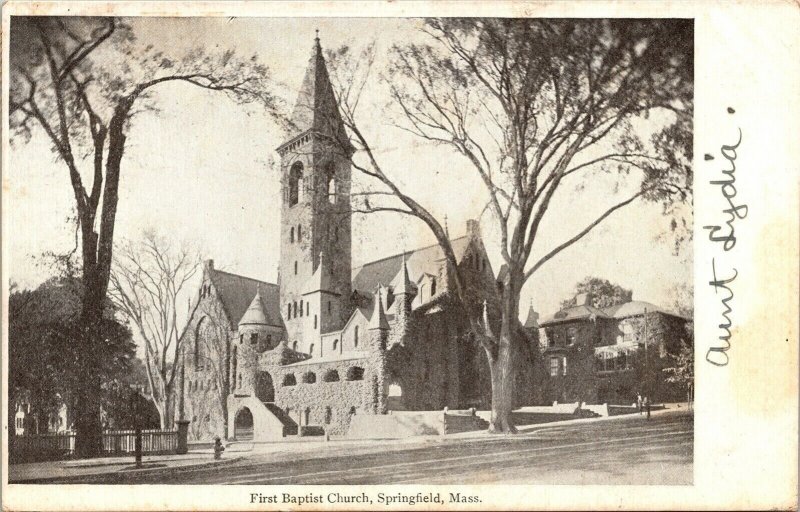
[{"xmin": 10, "ymin": 429, "xmax": 178, "ymax": 461}]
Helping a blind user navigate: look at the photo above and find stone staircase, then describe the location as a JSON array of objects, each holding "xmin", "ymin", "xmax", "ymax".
[{"xmin": 263, "ymin": 402, "xmax": 298, "ymax": 436}]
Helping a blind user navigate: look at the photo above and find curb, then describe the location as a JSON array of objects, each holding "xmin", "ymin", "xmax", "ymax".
[{"xmin": 9, "ymin": 456, "xmax": 245, "ymax": 484}]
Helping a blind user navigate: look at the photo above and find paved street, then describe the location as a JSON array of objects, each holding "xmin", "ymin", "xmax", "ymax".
[{"xmin": 24, "ymin": 410, "xmax": 692, "ymax": 485}]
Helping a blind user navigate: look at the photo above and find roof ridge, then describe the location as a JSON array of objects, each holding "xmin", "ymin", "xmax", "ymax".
[
  {"xmin": 352, "ymin": 235, "xmax": 469, "ymax": 271},
  {"xmin": 212, "ymin": 268, "xmax": 278, "ymax": 287}
]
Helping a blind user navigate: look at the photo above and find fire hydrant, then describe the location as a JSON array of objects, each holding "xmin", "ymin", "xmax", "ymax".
[{"xmin": 213, "ymin": 437, "xmax": 225, "ymax": 460}]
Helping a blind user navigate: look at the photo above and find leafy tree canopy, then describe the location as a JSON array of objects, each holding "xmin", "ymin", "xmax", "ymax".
[{"xmin": 560, "ymin": 276, "xmax": 633, "ymax": 310}]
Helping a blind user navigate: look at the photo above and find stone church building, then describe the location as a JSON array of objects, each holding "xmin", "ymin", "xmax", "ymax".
[{"xmin": 178, "ymin": 37, "xmax": 496, "ymax": 441}]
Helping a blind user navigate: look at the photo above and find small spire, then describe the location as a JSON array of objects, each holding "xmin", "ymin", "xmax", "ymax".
[
  {"xmin": 395, "ymin": 251, "xmax": 417, "ymax": 297},
  {"xmin": 314, "ymin": 29, "xmax": 321, "ymax": 53},
  {"xmin": 369, "ymin": 289, "xmax": 390, "ymax": 330}
]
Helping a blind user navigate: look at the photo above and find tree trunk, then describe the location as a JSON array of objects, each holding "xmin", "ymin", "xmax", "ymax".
[
  {"xmin": 156, "ymin": 391, "xmax": 175, "ymax": 430},
  {"xmin": 488, "ymin": 345, "xmax": 517, "ymax": 433},
  {"xmin": 74, "ymin": 297, "xmax": 105, "ymax": 457},
  {"xmin": 486, "ymin": 276, "xmax": 521, "ymax": 434}
]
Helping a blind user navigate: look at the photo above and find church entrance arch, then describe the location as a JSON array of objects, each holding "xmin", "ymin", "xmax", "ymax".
[
  {"xmin": 255, "ymin": 371, "xmax": 275, "ymax": 403},
  {"xmin": 234, "ymin": 407, "xmax": 254, "ymax": 441},
  {"xmin": 387, "ymin": 382, "xmax": 405, "ymax": 411}
]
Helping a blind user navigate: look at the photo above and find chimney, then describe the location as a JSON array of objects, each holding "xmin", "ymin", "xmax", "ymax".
[
  {"xmin": 466, "ymin": 219, "xmax": 480, "ymax": 240},
  {"xmin": 204, "ymin": 259, "xmax": 214, "ymax": 271},
  {"xmin": 575, "ymin": 293, "xmax": 593, "ymax": 307}
]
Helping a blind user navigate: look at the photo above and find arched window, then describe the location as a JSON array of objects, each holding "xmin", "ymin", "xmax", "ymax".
[
  {"xmin": 306, "ymin": 302, "xmax": 309, "ymax": 316},
  {"xmin": 194, "ymin": 317, "xmax": 207, "ymax": 370},
  {"xmin": 288, "ymin": 162, "xmax": 303, "ymax": 206},
  {"xmin": 302, "ymin": 372, "xmax": 317, "ymax": 384},
  {"xmin": 333, "ymin": 339, "xmax": 338, "ymax": 351},
  {"xmin": 237, "ymin": 373, "xmax": 243, "ymax": 388},
  {"xmin": 354, "ymin": 326, "xmax": 359, "ymax": 348},
  {"xmin": 430, "ymin": 277, "xmax": 437, "ymax": 296},
  {"xmin": 239, "ymin": 333, "xmax": 243, "ymax": 345},
  {"xmin": 334, "ymin": 226, "xmax": 339, "ymax": 241},
  {"xmin": 290, "ymin": 226, "xmax": 294, "ymax": 243},
  {"xmin": 327, "ymin": 172, "xmax": 336, "ymax": 204},
  {"xmin": 325, "ymin": 406, "xmax": 332, "ymax": 424},
  {"xmin": 309, "ymin": 343, "xmax": 315, "ymax": 355},
  {"xmin": 292, "ymin": 340, "xmax": 298, "ymax": 351},
  {"xmin": 293, "ymin": 301, "xmax": 297, "ymax": 317},
  {"xmin": 327, "ymin": 301, "xmax": 332, "ymax": 314},
  {"xmin": 287, "ymin": 303, "xmax": 291, "ymax": 319},
  {"xmin": 297, "ymin": 224, "xmax": 302, "ymax": 241},
  {"xmin": 314, "ymin": 315, "xmax": 317, "ymax": 329},
  {"xmin": 299, "ymin": 300, "xmax": 304, "ymax": 316},
  {"xmin": 323, "ymin": 369, "xmax": 340, "ymax": 382},
  {"xmin": 282, "ymin": 374, "xmax": 297, "ymax": 386},
  {"xmin": 346, "ymin": 367, "xmax": 365, "ymax": 381},
  {"xmin": 294, "ymin": 261, "xmax": 298, "ymax": 275}
]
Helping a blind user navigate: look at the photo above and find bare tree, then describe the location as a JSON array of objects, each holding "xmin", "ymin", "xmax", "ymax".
[
  {"xmin": 194, "ymin": 297, "xmax": 236, "ymax": 439},
  {"xmin": 109, "ymin": 230, "xmax": 201, "ymax": 429},
  {"xmin": 326, "ymin": 19, "xmax": 692, "ymax": 432},
  {"xmin": 9, "ymin": 17, "xmax": 275, "ymax": 455}
]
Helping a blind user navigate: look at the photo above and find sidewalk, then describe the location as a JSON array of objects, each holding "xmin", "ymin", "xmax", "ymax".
[
  {"xmin": 9, "ymin": 406, "xmax": 691, "ymax": 483},
  {"xmin": 8, "ymin": 449, "xmax": 245, "ymax": 483}
]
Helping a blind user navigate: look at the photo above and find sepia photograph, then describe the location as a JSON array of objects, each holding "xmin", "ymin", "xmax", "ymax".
[{"xmin": 3, "ymin": 15, "xmax": 697, "ymax": 489}]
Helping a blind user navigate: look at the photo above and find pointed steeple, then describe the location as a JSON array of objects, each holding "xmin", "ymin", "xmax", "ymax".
[
  {"xmin": 524, "ymin": 299, "xmax": 539, "ymax": 329},
  {"xmin": 303, "ymin": 250, "xmax": 334, "ymax": 294},
  {"xmin": 278, "ymin": 32, "xmax": 352, "ymax": 153},
  {"xmin": 394, "ymin": 252, "xmax": 417, "ymax": 298},
  {"xmin": 369, "ymin": 289, "xmax": 390, "ymax": 330},
  {"xmin": 239, "ymin": 289, "xmax": 269, "ymax": 326}
]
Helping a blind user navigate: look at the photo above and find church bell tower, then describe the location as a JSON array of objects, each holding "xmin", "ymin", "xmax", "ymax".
[{"xmin": 276, "ymin": 35, "xmax": 354, "ymax": 350}]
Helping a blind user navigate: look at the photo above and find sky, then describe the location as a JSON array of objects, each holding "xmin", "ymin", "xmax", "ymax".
[{"xmin": 6, "ymin": 17, "xmax": 692, "ymax": 325}]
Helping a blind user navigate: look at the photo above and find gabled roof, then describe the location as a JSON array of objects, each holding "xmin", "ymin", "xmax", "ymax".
[
  {"xmin": 352, "ymin": 236, "xmax": 471, "ymax": 294},
  {"xmin": 279, "ymin": 36, "xmax": 352, "ymax": 153},
  {"xmin": 208, "ymin": 269, "xmax": 281, "ymax": 329}
]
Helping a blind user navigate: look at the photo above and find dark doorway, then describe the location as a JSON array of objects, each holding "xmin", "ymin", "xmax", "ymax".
[
  {"xmin": 255, "ymin": 372, "xmax": 275, "ymax": 403},
  {"xmin": 234, "ymin": 407, "xmax": 254, "ymax": 441}
]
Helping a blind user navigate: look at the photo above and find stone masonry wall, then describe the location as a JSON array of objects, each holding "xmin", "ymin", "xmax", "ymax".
[{"xmin": 264, "ymin": 356, "xmax": 380, "ymax": 435}]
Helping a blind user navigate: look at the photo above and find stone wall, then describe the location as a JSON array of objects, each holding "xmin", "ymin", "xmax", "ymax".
[{"xmin": 264, "ymin": 356, "xmax": 380, "ymax": 435}]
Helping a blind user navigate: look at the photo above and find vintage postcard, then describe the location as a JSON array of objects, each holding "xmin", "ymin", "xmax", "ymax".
[{"xmin": 1, "ymin": 1, "xmax": 797, "ymax": 510}]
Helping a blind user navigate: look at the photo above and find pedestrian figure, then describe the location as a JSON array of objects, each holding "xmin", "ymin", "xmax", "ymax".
[
  {"xmin": 636, "ymin": 393, "xmax": 642, "ymax": 415},
  {"xmin": 644, "ymin": 396, "xmax": 651, "ymax": 419},
  {"xmin": 213, "ymin": 437, "xmax": 225, "ymax": 460}
]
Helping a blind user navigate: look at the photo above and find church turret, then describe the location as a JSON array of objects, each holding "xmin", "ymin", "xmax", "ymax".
[
  {"xmin": 277, "ymin": 34, "xmax": 353, "ymax": 350},
  {"xmin": 369, "ymin": 290, "xmax": 389, "ymax": 414},
  {"xmin": 234, "ymin": 291, "xmax": 271, "ymax": 396},
  {"xmin": 391, "ymin": 252, "xmax": 417, "ymax": 347}
]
